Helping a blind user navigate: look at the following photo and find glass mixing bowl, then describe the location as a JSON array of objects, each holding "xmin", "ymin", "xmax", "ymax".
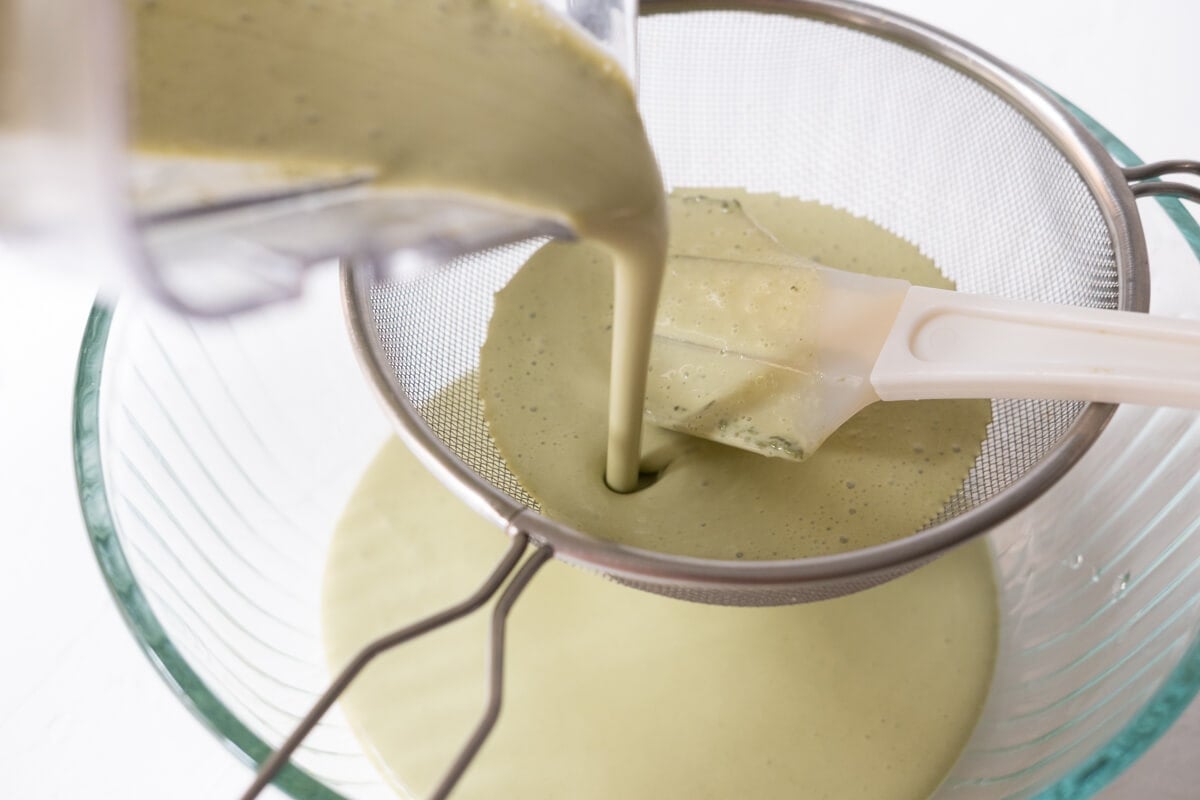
[
  {"xmin": 73, "ymin": 23, "xmax": 1200, "ymax": 800},
  {"xmin": 74, "ymin": 105, "xmax": 1200, "ymax": 800}
]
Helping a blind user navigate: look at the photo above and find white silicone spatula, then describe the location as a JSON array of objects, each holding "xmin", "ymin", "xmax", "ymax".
[{"xmin": 644, "ymin": 255, "xmax": 1200, "ymax": 461}]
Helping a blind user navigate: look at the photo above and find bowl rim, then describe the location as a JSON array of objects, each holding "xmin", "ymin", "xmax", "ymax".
[{"xmin": 73, "ymin": 54, "xmax": 1200, "ymax": 800}]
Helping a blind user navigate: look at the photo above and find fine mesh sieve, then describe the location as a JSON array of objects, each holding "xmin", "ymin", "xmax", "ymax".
[
  {"xmin": 345, "ymin": 0, "xmax": 1150, "ymax": 608},
  {"xmin": 245, "ymin": 1, "xmax": 1200, "ymax": 797}
]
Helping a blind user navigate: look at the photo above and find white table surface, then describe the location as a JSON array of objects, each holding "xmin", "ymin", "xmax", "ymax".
[{"xmin": 2, "ymin": 2, "xmax": 1197, "ymax": 798}]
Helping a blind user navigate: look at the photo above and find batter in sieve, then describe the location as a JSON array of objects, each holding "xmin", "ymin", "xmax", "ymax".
[{"xmin": 480, "ymin": 190, "xmax": 993, "ymax": 559}]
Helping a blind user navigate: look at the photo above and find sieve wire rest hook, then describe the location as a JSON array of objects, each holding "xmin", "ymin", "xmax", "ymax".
[
  {"xmin": 239, "ymin": 533, "xmax": 553, "ymax": 800},
  {"xmin": 1123, "ymin": 160, "xmax": 1200, "ymax": 204}
]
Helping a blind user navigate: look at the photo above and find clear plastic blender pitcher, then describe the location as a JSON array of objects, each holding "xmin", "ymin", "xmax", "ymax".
[{"xmin": 0, "ymin": 0, "xmax": 636, "ymax": 315}]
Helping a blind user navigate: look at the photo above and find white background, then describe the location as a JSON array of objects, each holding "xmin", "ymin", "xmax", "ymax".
[{"xmin": 1, "ymin": 1, "xmax": 1197, "ymax": 798}]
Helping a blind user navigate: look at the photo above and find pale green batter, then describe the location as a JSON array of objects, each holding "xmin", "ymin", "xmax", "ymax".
[
  {"xmin": 129, "ymin": 0, "xmax": 664, "ymax": 235},
  {"xmin": 130, "ymin": 0, "xmax": 667, "ymax": 492},
  {"xmin": 323, "ymin": 437, "xmax": 999, "ymax": 800},
  {"xmin": 480, "ymin": 190, "xmax": 993, "ymax": 559}
]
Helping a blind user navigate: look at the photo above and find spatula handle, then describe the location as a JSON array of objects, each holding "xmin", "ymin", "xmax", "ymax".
[{"xmin": 872, "ymin": 286, "xmax": 1200, "ymax": 407}]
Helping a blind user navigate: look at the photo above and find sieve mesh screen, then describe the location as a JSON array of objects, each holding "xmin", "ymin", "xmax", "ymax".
[{"xmin": 359, "ymin": 7, "xmax": 1128, "ymax": 604}]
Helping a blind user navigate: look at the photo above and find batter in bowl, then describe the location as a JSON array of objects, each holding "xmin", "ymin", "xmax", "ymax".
[{"xmin": 323, "ymin": 437, "xmax": 998, "ymax": 799}]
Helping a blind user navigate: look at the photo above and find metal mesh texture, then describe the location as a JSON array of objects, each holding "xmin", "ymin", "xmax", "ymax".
[{"xmin": 362, "ymin": 7, "xmax": 1127, "ymax": 604}]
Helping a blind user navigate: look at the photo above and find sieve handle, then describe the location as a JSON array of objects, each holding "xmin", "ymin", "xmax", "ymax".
[
  {"xmin": 872, "ymin": 286, "xmax": 1200, "ymax": 408},
  {"xmin": 1123, "ymin": 160, "xmax": 1200, "ymax": 204},
  {"xmin": 239, "ymin": 534, "xmax": 552, "ymax": 800}
]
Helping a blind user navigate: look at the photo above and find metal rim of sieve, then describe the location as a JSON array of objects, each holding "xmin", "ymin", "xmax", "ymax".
[{"xmin": 342, "ymin": 0, "xmax": 1153, "ymax": 597}]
